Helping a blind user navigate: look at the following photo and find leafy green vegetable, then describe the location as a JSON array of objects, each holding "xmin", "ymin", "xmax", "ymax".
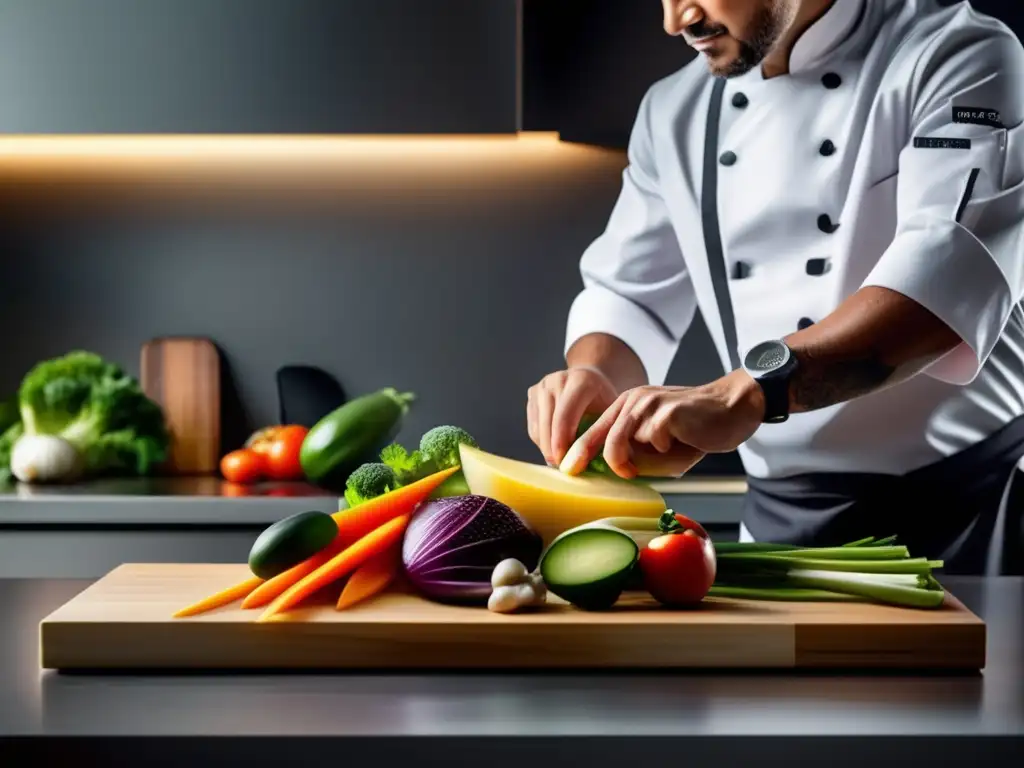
[
  {"xmin": 380, "ymin": 442, "xmax": 427, "ymax": 485},
  {"xmin": 343, "ymin": 462, "xmax": 398, "ymax": 507},
  {"xmin": 11, "ymin": 351, "xmax": 169, "ymax": 480},
  {"xmin": 0, "ymin": 422, "xmax": 23, "ymax": 485},
  {"xmin": 711, "ymin": 535, "xmax": 947, "ymax": 609},
  {"xmin": 419, "ymin": 426, "xmax": 477, "ymax": 470}
]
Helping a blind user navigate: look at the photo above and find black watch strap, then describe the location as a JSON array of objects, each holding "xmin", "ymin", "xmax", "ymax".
[{"xmin": 759, "ymin": 375, "xmax": 791, "ymax": 423}]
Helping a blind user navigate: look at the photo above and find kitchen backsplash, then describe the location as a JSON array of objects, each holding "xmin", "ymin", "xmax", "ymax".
[{"xmin": 0, "ymin": 143, "xmax": 740, "ymax": 472}]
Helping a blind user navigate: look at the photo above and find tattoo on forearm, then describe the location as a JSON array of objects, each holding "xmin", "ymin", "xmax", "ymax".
[{"xmin": 789, "ymin": 356, "xmax": 899, "ymax": 412}]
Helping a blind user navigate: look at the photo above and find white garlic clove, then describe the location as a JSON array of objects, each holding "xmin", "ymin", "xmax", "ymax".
[
  {"xmin": 491, "ymin": 558, "xmax": 529, "ymax": 588},
  {"xmin": 487, "ymin": 585, "xmax": 523, "ymax": 613}
]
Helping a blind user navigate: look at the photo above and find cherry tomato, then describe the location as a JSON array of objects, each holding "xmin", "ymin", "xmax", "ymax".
[
  {"xmin": 639, "ymin": 512, "xmax": 717, "ymax": 606},
  {"xmin": 220, "ymin": 449, "xmax": 265, "ymax": 484},
  {"xmin": 261, "ymin": 425, "xmax": 309, "ymax": 481},
  {"xmin": 246, "ymin": 425, "xmax": 300, "ymax": 456}
]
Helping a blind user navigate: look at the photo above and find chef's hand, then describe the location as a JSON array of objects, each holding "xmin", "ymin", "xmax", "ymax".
[
  {"xmin": 527, "ymin": 366, "xmax": 619, "ymax": 466},
  {"xmin": 560, "ymin": 369, "xmax": 766, "ymax": 478}
]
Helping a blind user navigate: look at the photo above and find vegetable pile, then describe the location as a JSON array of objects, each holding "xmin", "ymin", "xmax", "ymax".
[
  {"xmin": 174, "ymin": 438, "xmax": 949, "ymax": 622},
  {"xmin": 0, "ymin": 351, "xmax": 169, "ymax": 485}
]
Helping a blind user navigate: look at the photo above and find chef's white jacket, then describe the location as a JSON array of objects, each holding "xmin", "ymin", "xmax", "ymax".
[{"xmin": 565, "ymin": 0, "xmax": 1024, "ymax": 480}]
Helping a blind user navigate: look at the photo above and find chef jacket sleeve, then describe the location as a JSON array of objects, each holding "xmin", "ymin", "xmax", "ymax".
[
  {"xmin": 564, "ymin": 87, "xmax": 697, "ymax": 386},
  {"xmin": 860, "ymin": 27, "xmax": 1024, "ymax": 385}
]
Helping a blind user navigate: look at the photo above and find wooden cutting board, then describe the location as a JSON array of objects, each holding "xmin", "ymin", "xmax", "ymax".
[
  {"xmin": 39, "ymin": 564, "xmax": 986, "ymax": 671},
  {"xmin": 141, "ymin": 337, "xmax": 221, "ymax": 475}
]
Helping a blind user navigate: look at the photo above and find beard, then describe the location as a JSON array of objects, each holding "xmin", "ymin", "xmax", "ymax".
[{"xmin": 693, "ymin": 2, "xmax": 793, "ymax": 78}]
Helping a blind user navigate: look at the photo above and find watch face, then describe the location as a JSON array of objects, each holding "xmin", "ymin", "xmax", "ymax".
[{"xmin": 744, "ymin": 340, "xmax": 790, "ymax": 374}]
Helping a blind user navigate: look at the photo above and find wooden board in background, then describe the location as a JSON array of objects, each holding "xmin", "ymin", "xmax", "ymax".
[
  {"xmin": 39, "ymin": 564, "xmax": 987, "ymax": 671},
  {"xmin": 141, "ymin": 337, "xmax": 221, "ymax": 475}
]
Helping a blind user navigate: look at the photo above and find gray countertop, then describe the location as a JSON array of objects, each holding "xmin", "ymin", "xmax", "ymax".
[
  {"xmin": 1, "ymin": 576, "xmax": 1021, "ymax": 765},
  {"xmin": 0, "ymin": 475, "xmax": 748, "ymax": 526}
]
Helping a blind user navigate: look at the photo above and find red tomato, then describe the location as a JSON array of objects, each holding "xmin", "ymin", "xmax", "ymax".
[
  {"xmin": 220, "ymin": 449, "xmax": 265, "ymax": 484},
  {"xmin": 262, "ymin": 425, "xmax": 309, "ymax": 481},
  {"xmin": 639, "ymin": 513, "xmax": 717, "ymax": 606}
]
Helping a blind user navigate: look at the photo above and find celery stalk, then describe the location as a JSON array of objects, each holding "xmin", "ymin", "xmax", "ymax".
[
  {"xmin": 717, "ymin": 556, "xmax": 942, "ymax": 575},
  {"xmin": 785, "ymin": 569, "xmax": 946, "ymax": 608},
  {"xmin": 718, "ymin": 545, "xmax": 910, "ymax": 561},
  {"xmin": 841, "ymin": 536, "xmax": 876, "ymax": 547},
  {"xmin": 708, "ymin": 585, "xmax": 864, "ymax": 602}
]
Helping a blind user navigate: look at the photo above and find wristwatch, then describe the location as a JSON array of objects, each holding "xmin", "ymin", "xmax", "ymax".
[{"xmin": 741, "ymin": 339, "xmax": 799, "ymax": 423}]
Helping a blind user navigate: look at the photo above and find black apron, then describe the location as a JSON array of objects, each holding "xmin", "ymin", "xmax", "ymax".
[{"xmin": 700, "ymin": 76, "xmax": 1024, "ymax": 575}]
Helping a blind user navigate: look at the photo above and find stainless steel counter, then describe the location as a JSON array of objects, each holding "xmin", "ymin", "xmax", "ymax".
[
  {"xmin": 0, "ymin": 576, "xmax": 1020, "ymax": 765},
  {"xmin": 0, "ymin": 476, "xmax": 748, "ymax": 526}
]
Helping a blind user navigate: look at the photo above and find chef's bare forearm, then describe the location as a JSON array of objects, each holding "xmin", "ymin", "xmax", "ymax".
[
  {"xmin": 781, "ymin": 286, "xmax": 963, "ymax": 413},
  {"xmin": 566, "ymin": 333, "xmax": 648, "ymax": 393}
]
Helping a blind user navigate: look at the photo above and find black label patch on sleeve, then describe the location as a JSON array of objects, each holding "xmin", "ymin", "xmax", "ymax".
[
  {"xmin": 952, "ymin": 106, "xmax": 1003, "ymax": 128},
  {"xmin": 914, "ymin": 136, "xmax": 972, "ymax": 150}
]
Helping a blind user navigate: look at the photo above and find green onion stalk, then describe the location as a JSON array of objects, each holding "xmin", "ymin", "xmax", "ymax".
[{"xmin": 597, "ymin": 516, "xmax": 947, "ymax": 610}]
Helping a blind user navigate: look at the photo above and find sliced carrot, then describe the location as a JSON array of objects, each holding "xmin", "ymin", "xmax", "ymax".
[
  {"xmin": 258, "ymin": 513, "xmax": 411, "ymax": 622},
  {"xmin": 330, "ymin": 465, "xmax": 459, "ymax": 543},
  {"xmin": 173, "ymin": 575, "xmax": 264, "ymax": 618},
  {"xmin": 241, "ymin": 465, "xmax": 458, "ymax": 610},
  {"xmin": 336, "ymin": 543, "xmax": 401, "ymax": 610},
  {"xmin": 241, "ymin": 538, "xmax": 345, "ymax": 609}
]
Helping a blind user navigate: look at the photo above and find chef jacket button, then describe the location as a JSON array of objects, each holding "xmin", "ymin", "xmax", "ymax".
[
  {"xmin": 819, "ymin": 139, "xmax": 836, "ymax": 156},
  {"xmin": 720, "ymin": 150, "xmax": 737, "ymax": 166},
  {"xmin": 806, "ymin": 258, "xmax": 831, "ymax": 276},
  {"xmin": 822, "ymin": 72, "xmax": 842, "ymax": 89},
  {"xmin": 798, "ymin": 317, "xmax": 815, "ymax": 330},
  {"xmin": 731, "ymin": 92, "xmax": 749, "ymax": 108},
  {"xmin": 731, "ymin": 261, "xmax": 751, "ymax": 280},
  {"xmin": 817, "ymin": 213, "xmax": 839, "ymax": 233}
]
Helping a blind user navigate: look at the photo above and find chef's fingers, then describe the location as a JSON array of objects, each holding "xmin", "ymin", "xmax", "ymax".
[
  {"xmin": 550, "ymin": 375, "xmax": 594, "ymax": 465},
  {"xmin": 526, "ymin": 387, "xmax": 540, "ymax": 450},
  {"xmin": 559, "ymin": 392, "xmax": 628, "ymax": 475},
  {"xmin": 601, "ymin": 395, "xmax": 646, "ymax": 478},
  {"xmin": 634, "ymin": 409, "xmax": 674, "ymax": 453}
]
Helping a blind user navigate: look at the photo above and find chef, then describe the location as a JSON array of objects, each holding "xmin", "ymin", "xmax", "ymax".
[{"xmin": 527, "ymin": 0, "xmax": 1024, "ymax": 575}]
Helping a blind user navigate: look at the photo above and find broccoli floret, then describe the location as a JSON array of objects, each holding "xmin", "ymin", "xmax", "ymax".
[
  {"xmin": 380, "ymin": 442, "xmax": 427, "ymax": 485},
  {"xmin": 344, "ymin": 462, "xmax": 398, "ymax": 507},
  {"xmin": 15, "ymin": 350, "xmax": 170, "ymax": 478},
  {"xmin": 419, "ymin": 425, "xmax": 477, "ymax": 470}
]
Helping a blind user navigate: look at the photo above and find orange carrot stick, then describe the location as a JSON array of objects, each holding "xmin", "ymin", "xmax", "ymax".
[
  {"xmin": 173, "ymin": 575, "xmax": 264, "ymax": 618},
  {"xmin": 258, "ymin": 513, "xmax": 410, "ymax": 622},
  {"xmin": 332, "ymin": 465, "xmax": 458, "ymax": 542},
  {"xmin": 241, "ymin": 465, "xmax": 457, "ymax": 610},
  {"xmin": 241, "ymin": 538, "xmax": 345, "ymax": 609},
  {"xmin": 336, "ymin": 543, "xmax": 401, "ymax": 610}
]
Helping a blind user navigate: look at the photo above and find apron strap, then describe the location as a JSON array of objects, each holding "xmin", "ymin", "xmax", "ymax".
[{"xmin": 700, "ymin": 76, "xmax": 740, "ymax": 372}]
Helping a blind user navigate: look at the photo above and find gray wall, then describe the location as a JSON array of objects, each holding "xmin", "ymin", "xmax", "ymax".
[
  {"xmin": 0, "ymin": 143, "xmax": 738, "ymax": 471},
  {"xmin": 0, "ymin": 0, "xmax": 518, "ymax": 134}
]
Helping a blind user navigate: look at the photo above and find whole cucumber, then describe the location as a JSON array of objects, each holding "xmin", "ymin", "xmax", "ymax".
[{"xmin": 300, "ymin": 387, "xmax": 415, "ymax": 487}]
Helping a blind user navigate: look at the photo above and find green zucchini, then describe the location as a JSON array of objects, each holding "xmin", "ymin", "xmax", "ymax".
[
  {"xmin": 249, "ymin": 510, "xmax": 339, "ymax": 579},
  {"xmin": 539, "ymin": 523, "xmax": 640, "ymax": 611},
  {"xmin": 299, "ymin": 388, "xmax": 415, "ymax": 487}
]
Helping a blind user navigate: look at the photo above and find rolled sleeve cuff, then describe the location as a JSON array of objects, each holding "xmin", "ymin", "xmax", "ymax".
[
  {"xmin": 564, "ymin": 285, "xmax": 680, "ymax": 386},
  {"xmin": 860, "ymin": 216, "xmax": 1014, "ymax": 385}
]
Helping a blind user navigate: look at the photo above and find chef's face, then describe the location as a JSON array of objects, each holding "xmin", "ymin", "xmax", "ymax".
[{"xmin": 662, "ymin": 0, "xmax": 797, "ymax": 76}]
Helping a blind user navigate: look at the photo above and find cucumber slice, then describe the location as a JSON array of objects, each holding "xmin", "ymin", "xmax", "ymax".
[{"xmin": 539, "ymin": 524, "xmax": 639, "ymax": 611}]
